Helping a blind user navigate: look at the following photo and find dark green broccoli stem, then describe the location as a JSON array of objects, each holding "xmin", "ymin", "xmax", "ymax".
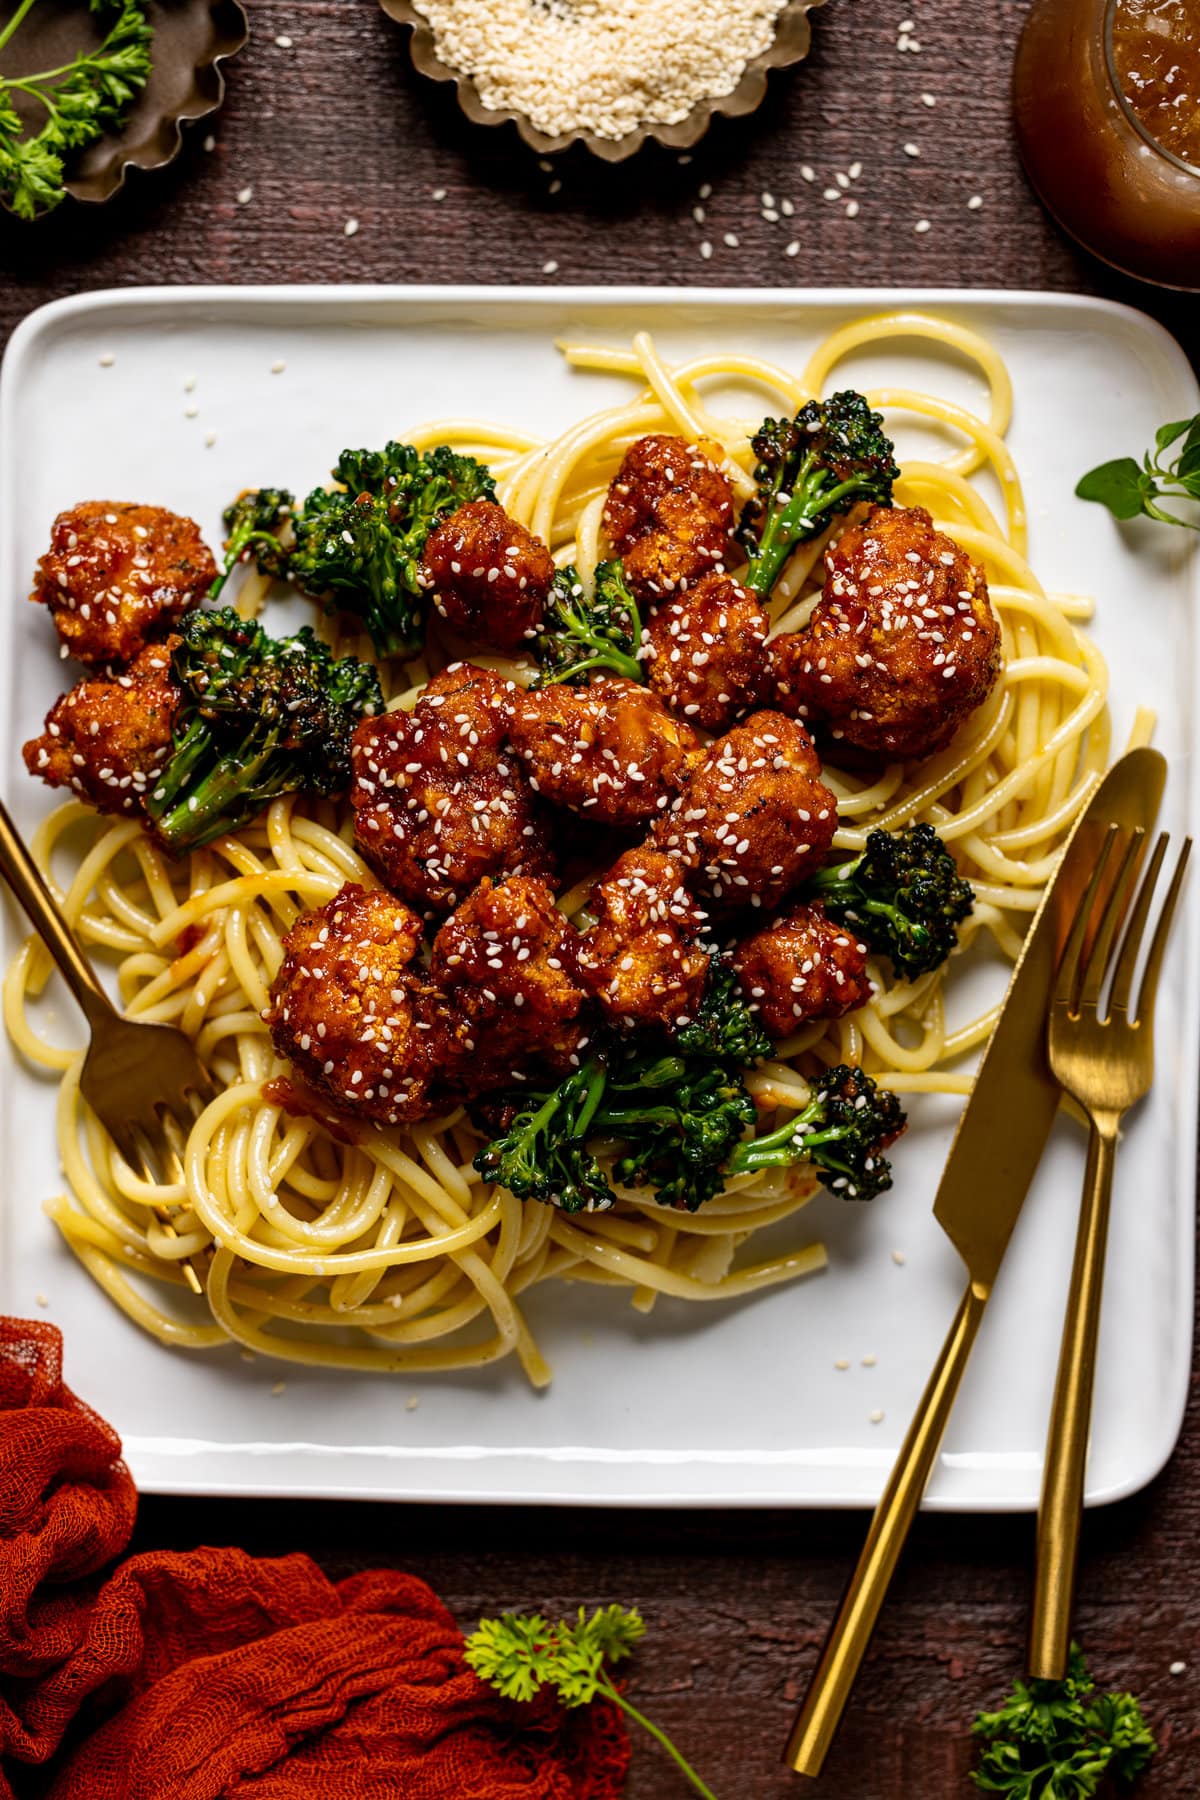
[{"xmin": 473, "ymin": 1057, "xmax": 616, "ymax": 1214}]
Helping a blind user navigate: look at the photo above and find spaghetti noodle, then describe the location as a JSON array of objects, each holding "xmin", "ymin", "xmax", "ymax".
[{"xmin": 4, "ymin": 312, "xmax": 1129, "ymax": 1386}]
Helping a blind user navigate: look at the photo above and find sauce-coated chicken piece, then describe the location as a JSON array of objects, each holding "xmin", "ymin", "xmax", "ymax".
[
  {"xmin": 350, "ymin": 661, "xmax": 553, "ymax": 917},
  {"xmin": 431, "ymin": 875, "xmax": 593, "ymax": 1087},
  {"xmin": 642, "ymin": 571, "xmax": 769, "ymax": 731},
  {"xmin": 509, "ymin": 677, "xmax": 703, "ymax": 830},
  {"xmin": 576, "ymin": 847, "xmax": 711, "ymax": 1031},
  {"xmin": 22, "ymin": 639, "xmax": 179, "ymax": 818},
  {"xmin": 732, "ymin": 902, "xmax": 872, "ymax": 1038},
  {"xmin": 266, "ymin": 883, "xmax": 460, "ymax": 1128},
  {"xmin": 603, "ymin": 434, "xmax": 734, "ymax": 603},
  {"xmin": 420, "ymin": 499, "xmax": 556, "ymax": 653},
  {"xmin": 768, "ymin": 504, "xmax": 1001, "ymax": 761},
  {"xmin": 653, "ymin": 711, "xmax": 839, "ymax": 913},
  {"xmin": 31, "ymin": 501, "xmax": 216, "ymax": 668}
]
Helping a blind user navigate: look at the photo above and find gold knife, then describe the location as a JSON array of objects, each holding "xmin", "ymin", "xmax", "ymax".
[{"xmin": 785, "ymin": 745, "xmax": 1167, "ymax": 1778}]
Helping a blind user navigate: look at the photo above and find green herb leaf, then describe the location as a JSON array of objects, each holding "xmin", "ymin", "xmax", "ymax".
[
  {"xmin": 971, "ymin": 1643, "xmax": 1156, "ymax": 1798},
  {"xmin": 1074, "ymin": 457, "xmax": 1148, "ymax": 521},
  {"xmin": 465, "ymin": 1606, "xmax": 717, "ymax": 1799},
  {"xmin": 0, "ymin": 0, "xmax": 153, "ymax": 221},
  {"xmin": 1155, "ymin": 417, "xmax": 1196, "ymax": 452}
]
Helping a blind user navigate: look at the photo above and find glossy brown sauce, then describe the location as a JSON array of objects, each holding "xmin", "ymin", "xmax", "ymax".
[{"xmin": 1113, "ymin": 0, "xmax": 1200, "ymax": 166}]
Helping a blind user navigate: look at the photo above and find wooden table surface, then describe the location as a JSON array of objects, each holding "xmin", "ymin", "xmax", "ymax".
[{"xmin": 1, "ymin": 2, "xmax": 1196, "ymax": 1795}]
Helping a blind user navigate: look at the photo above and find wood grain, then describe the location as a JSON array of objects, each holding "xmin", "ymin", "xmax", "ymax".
[{"xmin": 0, "ymin": 0, "xmax": 1196, "ymax": 1793}]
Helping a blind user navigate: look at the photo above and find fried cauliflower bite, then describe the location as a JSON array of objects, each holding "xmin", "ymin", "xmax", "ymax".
[
  {"xmin": 767, "ymin": 504, "xmax": 1002, "ymax": 762},
  {"xmin": 350, "ymin": 663, "xmax": 553, "ymax": 918},
  {"xmin": 653, "ymin": 712, "xmax": 839, "ymax": 913},
  {"xmin": 642, "ymin": 572, "xmax": 769, "ymax": 731},
  {"xmin": 732, "ymin": 902, "xmax": 872, "ymax": 1038},
  {"xmin": 430, "ymin": 875, "xmax": 593, "ymax": 1087},
  {"xmin": 420, "ymin": 500, "xmax": 555, "ymax": 653},
  {"xmin": 603, "ymin": 434, "xmax": 734, "ymax": 603},
  {"xmin": 508, "ymin": 678, "xmax": 704, "ymax": 830},
  {"xmin": 31, "ymin": 502, "xmax": 216, "ymax": 668},
  {"xmin": 266, "ymin": 883, "xmax": 461, "ymax": 1128},
  {"xmin": 22, "ymin": 638, "xmax": 179, "ymax": 818},
  {"xmin": 576, "ymin": 848, "xmax": 711, "ymax": 1032}
]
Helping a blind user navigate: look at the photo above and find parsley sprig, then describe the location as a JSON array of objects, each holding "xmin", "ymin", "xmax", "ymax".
[
  {"xmin": 1077, "ymin": 414, "xmax": 1200, "ymax": 531},
  {"xmin": 464, "ymin": 1605, "xmax": 720, "ymax": 1800},
  {"xmin": 972, "ymin": 1644, "xmax": 1157, "ymax": 1798},
  {"xmin": 0, "ymin": 0, "xmax": 153, "ymax": 221}
]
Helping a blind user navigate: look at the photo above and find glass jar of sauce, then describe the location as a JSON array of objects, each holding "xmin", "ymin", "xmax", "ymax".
[{"xmin": 1013, "ymin": 0, "xmax": 1200, "ymax": 289}]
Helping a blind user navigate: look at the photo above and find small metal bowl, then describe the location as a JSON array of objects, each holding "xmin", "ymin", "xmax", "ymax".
[
  {"xmin": 0, "ymin": 0, "xmax": 248, "ymax": 216},
  {"xmin": 378, "ymin": 0, "xmax": 825, "ymax": 163}
]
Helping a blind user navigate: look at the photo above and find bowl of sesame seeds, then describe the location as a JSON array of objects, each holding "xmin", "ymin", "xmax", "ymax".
[{"xmin": 379, "ymin": 0, "xmax": 825, "ymax": 162}]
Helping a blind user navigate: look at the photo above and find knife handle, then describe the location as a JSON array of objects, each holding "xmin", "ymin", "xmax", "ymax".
[{"xmin": 785, "ymin": 1277, "xmax": 989, "ymax": 1778}]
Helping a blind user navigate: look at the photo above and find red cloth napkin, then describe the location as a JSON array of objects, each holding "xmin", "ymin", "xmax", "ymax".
[{"xmin": 0, "ymin": 1317, "xmax": 628, "ymax": 1799}]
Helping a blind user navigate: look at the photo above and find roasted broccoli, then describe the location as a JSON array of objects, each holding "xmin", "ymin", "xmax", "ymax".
[
  {"xmin": 474, "ymin": 1026, "xmax": 759, "ymax": 1217},
  {"xmin": 143, "ymin": 608, "xmax": 383, "ymax": 854},
  {"xmin": 674, "ymin": 955, "xmax": 772, "ymax": 1066},
  {"xmin": 287, "ymin": 442, "xmax": 496, "ymax": 658},
  {"xmin": 532, "ymin": 558, "xmax": 644, "ymax": 687},
  {"xmin": 738, "ymin": 391, "xmax": 900, "ymax": 597},
  {"xmin": 473, "ymin": 1059, "xmax": 614, "ymax": 1215},
  {"xmin": 210, "ymin": 488, "xmax": 294, "ymax": 600},
  {"xmin": 729, "ymin": 1063, "xmax": 905, "ymax": 1202},
  {"xmin": 806, "ymin": 822, "xmax": 975, "ymax": 980},
  {"xmin": 600, "ymin": 1047, "xmax": 758, "ymax": 1212}
]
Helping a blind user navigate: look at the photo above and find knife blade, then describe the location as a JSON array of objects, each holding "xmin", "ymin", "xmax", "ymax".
[
  {"xmin": 935, "ymin": 743, "xmax": 1165, "ymax": 1288},
  {"xmin": 786, "ymin": 743, "xmax": 1166, "ymax": 1778}
]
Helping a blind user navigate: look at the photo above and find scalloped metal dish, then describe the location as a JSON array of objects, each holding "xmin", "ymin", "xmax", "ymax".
[
  {"xmin": 378, "ymin": 0, "xmax": 824, "ymax": 161},
  {"xmin": 0, "ymin": 0, "xmax": 248, "ymax": 215}
]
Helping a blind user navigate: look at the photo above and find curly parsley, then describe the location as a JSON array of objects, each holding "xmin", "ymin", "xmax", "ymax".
[
  {"xmin": 972, "ymin": 1644, "xmax": 1157, "ymax": 1798},
  {"xmin": 0, "ymin": 0, "xmax": 153, "ymax": 220},
  {"xmin": 464, "ymin": 1605, "xmax": 720, "ymax": 1799}
]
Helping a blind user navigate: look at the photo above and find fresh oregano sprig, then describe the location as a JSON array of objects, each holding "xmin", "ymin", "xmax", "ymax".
[
  {"xmin": 1077, "ymin": 414, "xmax": 1200, "ymax": 531},
  {"xmin": 0, "ymin": 0, "xmax": 153, "ymax": 221},
  {"xmin": 464, "ymin": 1605, "xmax": 720, "ymax": 1800}
]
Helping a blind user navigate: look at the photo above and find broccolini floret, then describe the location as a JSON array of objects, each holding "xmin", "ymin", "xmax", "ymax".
[
  {"xmin": 473, "ymin": 1059, "xmax": 614, "ymax": 1215},
  {"xmin": 143, "ymin": 608, "xmax": 382, "ymax": 854},
  {"xmin": 287, "ymin": 441, "xmax": 496, "ymax": 658},
  {"xmin": 673, "ymin": 955, "xmax": 772, "ymax": 1066},
  {"xmin": 211, "ymin": 488, "xmax": 294, "ymax": 600},
  {"xmin": 729, "ymin": 1064, "xmax": 905, "ymax": 1202},
  {"xmin": 738, "ymin": 391, "xmax": 900, "ymax": 597},
  {"xmin": 806, "ymin": 822, "xmax": 975, "ymax": 980},
  {"xmin": 532, "ymin": 558, "xmax": 644, "ymax": 686}
]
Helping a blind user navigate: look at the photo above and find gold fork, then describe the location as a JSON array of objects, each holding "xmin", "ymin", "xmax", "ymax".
[
  {"xmin": 0, "ymin": 796, "xmax": 215, "ymax": 1296},
  {"xmin": 1029, "ymin": 824, "xmax": 1191, "ymax": 1679}
]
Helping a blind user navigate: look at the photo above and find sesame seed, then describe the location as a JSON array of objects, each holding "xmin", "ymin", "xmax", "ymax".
[
  {"xmin": 98, "ymin": 353, "xmax": 115, "ymax": 367},
  {"xmin": 967, "ymin": 194, "xmax": 984, "ymax": 210},
  {"xmin": 1169, "ymin": 1660, "xmax": 1187, "ymax": 1675},
  {"xmin": 862, "ymin": 1354, "xmax": 877, "ymax": 1367},
  {"xmin": 915, "ymin": 218, "xmax": 932, "ymax": 233},
  {"xmin": 270, "ymin": 359, "xmax": 286, "ymax": 373},
  {"xmin": 785, "ymin": 239, "xmax": 800, "ymax": 256},
  {"xmin": 236, "ymin": 185, "xmax": 253, "ymax": 205},
  {"xmin": 271, "ymin": 1380, "xmax": 286, "ymax": 1396},
  {"xmin": 903, "ymin": 142, "xmax": 920, "ymax": 157},
  {"xmin": 203, "ymin": 134, "xmax": 215, "ymax": 151},
  {"xmin": 275, "ymin": 33, "xmax": 293, "ymax": 47},
  {"xmin": 892, "ymin": 1248, "xmax": 907, "ymax": 1265},
  {"xmin": 35, "ymin": 1291, "xmax": 48, "ymax": 1307},
  {"xmin": 699, "ymin": 240, "xmax": 713, "ymax": 260},
  {"xmin": 870, "ymin": 1409, "xmax": 885, "ymax": 1424},
  {"xmin": 432, "ymin": 187, "xmax": 447, "ymax": 201},
  {"xmin": 849, "ymin": 160, "xmax": 863, "ymax": 179},
  {"xmin": 699, "ymin": 182, "xmax": 712, "ymax": 198},
  {"xmin": 846, "ymin": 199, "xmax": 860, "ymax": 218},
  {"xmin": 344, "ymin": 217, "xmax": 360, "ymax": 236},
  {"xmin": 723, "ymin": 231, "xmax": 739, "ymax": 247},
  {"xmin": 800, "ymin": 164, "xmax": 815, "ymax": 182},
  {"xmin": 184, "ymin": 404, "xmax": 198, "ymax": 419},
  {"xmin": 921, "ymin": 90, "xmax": 937, "ymax": 106},
  {"xmin": 542, "ymin": 259, "xmax": 559, "ymax": 274},
  {"xmin": 406, "ymin": 1394, "xmax": 421, "ymax": 1411},
  {"xmin": 834, "ymin": 1358, "xmax": 850, "ymax": 1371}
]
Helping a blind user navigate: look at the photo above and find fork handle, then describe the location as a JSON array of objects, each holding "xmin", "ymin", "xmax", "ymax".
[
  {"xmin": 0, "ymin": 795, "xmax": 113, "ymax": 1025},
  {"xmin": 786, "ymin": 1276, "xmax": 989, "ymax": 1776},
  {"xmin": 1028, "ymin": 1110, "xmax": 1120, "ymax": 1680}
]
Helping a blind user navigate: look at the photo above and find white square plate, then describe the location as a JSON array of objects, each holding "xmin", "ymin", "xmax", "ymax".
[{"xmin": 0, "ymin": 286, "xmax": 1196, "ymax": 1509}]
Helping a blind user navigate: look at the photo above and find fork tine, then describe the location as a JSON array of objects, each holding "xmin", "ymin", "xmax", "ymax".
[
  {"xmin": 1109, "ymin": 834, "xmax": 1170, "ymax": 1016},
  {"xmin": 1134, "ymin": 838, "xmax": 1192, "ymax": 1027},
  {"xmin": 1054, "ymin": 825, "xmax": 1120, "ymax": 1010},
  {"xmin": 130, "ymin": 1123, "xmax": 205, "ymax": 1297},
  {"xmin": 1078, "ymin": 829, "xmax": 1146, "ymax": 1013}
]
